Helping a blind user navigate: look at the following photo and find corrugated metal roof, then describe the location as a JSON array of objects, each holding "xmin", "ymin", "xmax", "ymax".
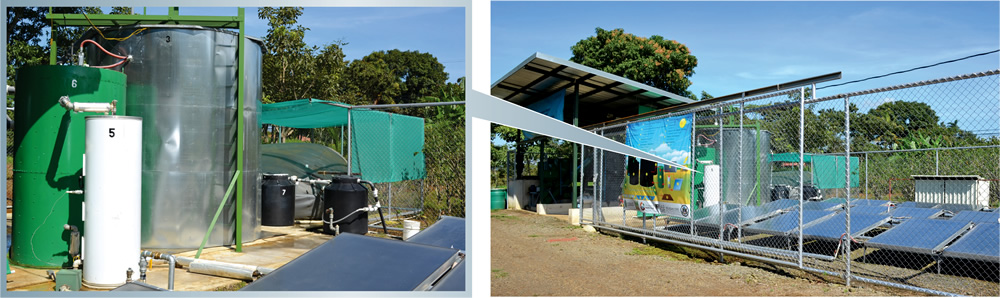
[{"xmin": 490, "ymin": 53, "xmax": 694, "ymax": 121}]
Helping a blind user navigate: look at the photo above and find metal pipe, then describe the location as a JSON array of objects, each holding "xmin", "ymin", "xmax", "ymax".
[
  {"xmin": 141, "ymin": 251, "xmax": 176, "ymax": 290},
  {"xmin": 6, "ymin": 85, "xmax": 13, "ymax": 94},
  {"xmin": 353, "ymin": 101, "xmax": 465, "ymax": 109},
  {"xmin": 63, "ymin": 225, "xmax": 80, "ymax": 266},
  {"xmin": 138, "ymin": 256, "xmax": 147, "ymax": 282}
]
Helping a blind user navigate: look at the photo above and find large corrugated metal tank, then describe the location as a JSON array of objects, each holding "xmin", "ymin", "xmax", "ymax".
[
  {"xmin": 86, "ymin": 25, "xmax": 262, "ymax": 248},
  {"xmin": 719, "ymin": 128, "xmax": 771, "ymax": 206}
]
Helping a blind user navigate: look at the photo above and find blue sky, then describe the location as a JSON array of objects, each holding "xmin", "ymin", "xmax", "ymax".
[
  {"xmin": 130, "ymin": 6, "xmax": 466, "ymax": 82},
  {"xmin": 492, "ymin": 1, "xmax": 1000, "ymax": 98}
]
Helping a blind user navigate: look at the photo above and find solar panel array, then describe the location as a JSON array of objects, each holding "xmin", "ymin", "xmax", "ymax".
[{"xmin": 696, "ymin": 199, "xmax": 999, "ymax": 263}]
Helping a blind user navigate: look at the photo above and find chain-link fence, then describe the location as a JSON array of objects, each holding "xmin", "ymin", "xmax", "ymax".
[
  {"xmin": 582, "ymin": 69, "xmax": 1000, "ymax": 296},
  {"xmin": 263, "ymin": 102, "xmax": 465, "ymax": 233}
]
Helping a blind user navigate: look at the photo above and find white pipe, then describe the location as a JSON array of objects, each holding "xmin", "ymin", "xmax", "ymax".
[
  {"xmin": 295, "ymin": 177, "xmax": 331, "ymax": 185},
  {"xmin": 59, "ymin": 96, "xmax": 117, "ymax": 114},
  {"xmin": 173, "ymin": 256, "xmax": 275, "ymax": 280},
  {"xmin": 188, "ymin": 260, "xmax": 257, "ymax": 281},
  {"xmin": 6, "ymin": 86, "xmax": 13, "ymax": 94}
]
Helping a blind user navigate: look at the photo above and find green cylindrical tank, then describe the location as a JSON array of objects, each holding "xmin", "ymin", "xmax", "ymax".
[
  {"xmin": 491, "ymin": 189, "xmax": 507, "ymax": 210},
  {"xmin": 11, "ymin": 65, "xmax": 126, "ymax": 268}
]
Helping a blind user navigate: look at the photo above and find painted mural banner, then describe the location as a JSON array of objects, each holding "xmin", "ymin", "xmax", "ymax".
[{"xmin": 622, "ymin": 113, "xmax": 693, "ymax": 218}]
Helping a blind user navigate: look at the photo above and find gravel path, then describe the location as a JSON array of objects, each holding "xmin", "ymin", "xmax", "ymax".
[{"xmin": 491, "ymin": 209, "xmax": 923, "ymax": 296}]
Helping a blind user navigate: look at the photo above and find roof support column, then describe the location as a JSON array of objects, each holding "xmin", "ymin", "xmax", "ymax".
[{"xmin": 572, "ymin": 80, "xmax": 580, "ymax": 208}]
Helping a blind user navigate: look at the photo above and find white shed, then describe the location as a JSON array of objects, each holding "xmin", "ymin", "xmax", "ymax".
[{"xmin": 912, "ymin": 175, "xmax": 990, "ymax": 208}]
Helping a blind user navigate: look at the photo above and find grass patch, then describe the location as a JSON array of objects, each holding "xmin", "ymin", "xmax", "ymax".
[
  {"xmin": 492, "ymin": 269, "xmax": 509, "ymax": 278},
  {"xmin": 626, "ymin": 246, "xmax": 678, "ymax": 260},
  {"xmin": 527, "ymin": 234, "xmax": 539, "ymax": 238},
  {"xmin": 491, "ymin": 214, "xmax": 517, "ymax": 221},
  {"xmin": 212, "ymin": 281, "xmax": 247, "ymax": 291}
]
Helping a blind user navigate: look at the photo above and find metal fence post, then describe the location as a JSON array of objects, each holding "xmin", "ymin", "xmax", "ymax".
[
  {"xmin": 592, "ymin": 142, "xmax": 598, "ymax": 223},
  {"xmin": 844, "ymin": 95, "xmax": 852, "ymax": 287},
  {"xmin": 718, "ymin": 107, "xmax": 725, "ymax": 242},
  {"xmin": 738, "ymin": 99, "xmax": 744, "ymax": 242},
  {"xmin": 690, "ymin": 112, "xmax": 698, "ymax": 236},
  {"xmin": 799, "ymin": 86, "xmax": 807, "ymax": 268},
  {"xmin": 935, "ymin": 149, "xmax": 940, "ymax": 175},
  {"xmin": 579, "ymin": 144, "xmax": 585, "ymax": 225}
]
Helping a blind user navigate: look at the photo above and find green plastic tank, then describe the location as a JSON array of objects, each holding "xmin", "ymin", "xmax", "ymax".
[
  {"xmin": 11, "ymin": 65, "xmax": 126, "ymax": 268},
  {"xmin": 490, "ymin": 189, "xmax": 507, "ymax": 210}
]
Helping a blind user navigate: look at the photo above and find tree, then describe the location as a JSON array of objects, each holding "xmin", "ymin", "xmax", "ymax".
[
  {"xmin": 342, "ymin": 49, "xmax": 449, "ymax": 106},
  {"xmin": 6, "ymin": 7, "xmax": 101, "ymax": 83},
  {"xmin": 571, "ymin": 27, "xmax": 698, "ymax": 97},
  {"xmin": 258, "ymin": 7, "xmax": 319, "ymax": 103},
  {"xmin": 380, "ymin": 49, "xmax": 448, "ymax": 104},
  {"xmin": 343, "ymin": 52, "xmax": 401, "ymax": 105}
]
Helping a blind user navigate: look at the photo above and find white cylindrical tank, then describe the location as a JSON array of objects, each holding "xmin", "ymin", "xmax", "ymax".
[
  {"xmin": 82, "ymin": 116, "xmax": 142, "ymax": 289},
  {"xmin": 704, "ymin": 165, "xmax": 721, "ymax": 207}
]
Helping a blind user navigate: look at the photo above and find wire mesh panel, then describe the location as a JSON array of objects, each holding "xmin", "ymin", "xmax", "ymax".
[
  {"xmin": 583, "ymin": 70, "xmax": 1000, "ymax": 295},
  {"xmin": 841, "ymin": 71, "xmax": 1000, "ymax": 295}
]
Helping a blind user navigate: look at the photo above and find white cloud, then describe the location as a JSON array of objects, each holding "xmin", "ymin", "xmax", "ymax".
[{"xmin": 649, "ymin": 143, "xmax": 690, "ymax": 164}]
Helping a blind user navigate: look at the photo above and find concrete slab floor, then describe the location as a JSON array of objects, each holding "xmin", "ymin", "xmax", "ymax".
[{"xmin": 6, "ymin": 223, "xmax": 335, "ymax": 292}]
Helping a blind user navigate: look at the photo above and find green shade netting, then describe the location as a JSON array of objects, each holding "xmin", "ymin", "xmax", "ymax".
[
  {"xmin": 770, "ymin": 153, "xmax": 859, "ymax": 189},
  {"xmin": 261, "ymin": 99, "xmax": 426, "ymax": 183}
]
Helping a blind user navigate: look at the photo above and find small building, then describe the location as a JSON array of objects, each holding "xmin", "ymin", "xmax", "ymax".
[{"xmin": 912, "ymin": 175, "xmax": 991, "ymax": 208}]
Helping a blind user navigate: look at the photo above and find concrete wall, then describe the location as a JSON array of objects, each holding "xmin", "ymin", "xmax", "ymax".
[{"xmin": 507, "ymin": 179, "xmax": 539, "ymax": 210}]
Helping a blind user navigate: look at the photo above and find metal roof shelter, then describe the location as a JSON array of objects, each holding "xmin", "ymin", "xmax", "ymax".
[
  {"xmin": 491, "ymin": 52, "xmax": 696, "ymax": 128},
  {"xmin": 492, "ymin": 52, "xmax": 697, "ymax": 208}
]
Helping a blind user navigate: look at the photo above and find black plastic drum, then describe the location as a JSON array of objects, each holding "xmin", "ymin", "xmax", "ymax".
[
  {"xmin": 323, "ymin": 176, "xmax": 369, "ymax": 235},
  {"xmin": 262, "ymin": 173, "xmax": 296, "ymax": 226}
]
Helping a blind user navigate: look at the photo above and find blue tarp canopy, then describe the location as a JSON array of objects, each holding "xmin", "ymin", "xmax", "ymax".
[{"xmin": 260, "ymin": 99, "xmax": 426, "ymax": 183}]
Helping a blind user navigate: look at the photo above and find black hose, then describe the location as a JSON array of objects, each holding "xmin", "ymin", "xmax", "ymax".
[
  {"xmin": 377, "ymin": 207, "xmax": 389, "ymax": 234},
  {"xmin": 358, "ymin": 180, "xmax": 389, "ymax": 234}
]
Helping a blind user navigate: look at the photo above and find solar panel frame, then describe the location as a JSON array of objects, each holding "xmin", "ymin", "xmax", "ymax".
[
  {"xmin": 934, "ymin": 203, "xmax": 982, "ymax": 212},
  {"xmin": 799, "ymin": 213, "xmax": 891, "ymax": 241},
  {"xmin": 895, "ymin": 201, "xmax": 940, "ymax": 208},
  {"xmin": 693, "ymin": 206, "xmax": 783, "ymax": 228},
  {"xmin": 241, "ymin": 233, "xmax": 463, "ymax": 291},
  {"xmin": 668, "ymin": 203, "xmax": 737, "ymax": 223},
  {"xmin": 759, "ymin": 199, "xmax": 800, "ymax": 212},
  {"xmin": 407, "ymin": 216, "xmax": 466, "ymax": 251},
  {"xmin": 743, "ymin": 210, "xmax": 836, "ymax": 236},
  {"xmin": 947, "ymin": 210, "xmax": 1000, "ymax": 224},
  {"xmin": 851, "ymin": 199, "xmax": 891, "ymax": 207},
  {"xmin": 848, "ymin": 205, "xmax": 892, "ymax": 215},
  {"xmin": 941, "ymin": 223, "xmax": 1000, "ymax": 262},
  {"xmin": 430, "ymin": 260, "xmax": 466, "ymax": 291},
  {"xmin": 865, "ymin": 219, "xmax": 973, "ymax": 254},
  {"xmin": 803, "ymin": 201, "xmax": 843, "ymax": 211},
  {"xmin": 887, "ymin": 206, "xmax": 944, "ymax": 220}
]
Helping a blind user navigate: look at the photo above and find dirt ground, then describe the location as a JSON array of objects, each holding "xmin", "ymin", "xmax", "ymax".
[{"xmin": 491, "ymin": 209, "xmax": 926, "ymax": 296}]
